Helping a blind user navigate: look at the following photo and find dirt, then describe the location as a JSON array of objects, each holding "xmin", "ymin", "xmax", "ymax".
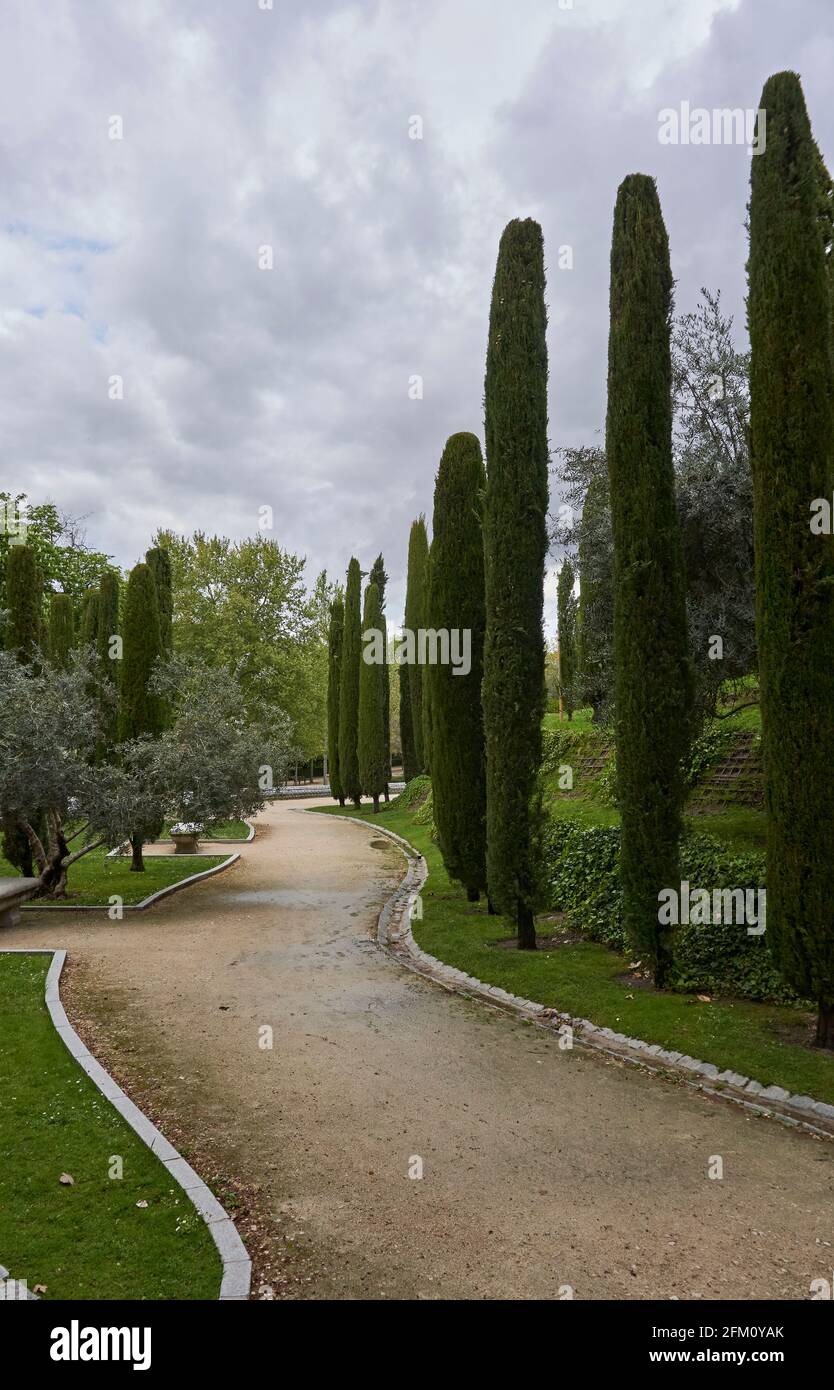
[{"xmin": 5, "ymin": 797, "xmax": 834, "ymax": 1300}]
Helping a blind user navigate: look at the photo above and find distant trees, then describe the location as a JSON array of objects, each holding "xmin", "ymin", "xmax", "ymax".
[
  {"xmin": 606, "ymin": 174, "xmax": 692, "ymax": 986},
  {"xmin": 404, "ymin": 518, "xmax": 429, "ymax": 773},
  {"xmin": 748, "ymin": 72, "xmax": 834, "ymax": 1048},
  {"xmin": 358, "ymin": 581, "xmax": 388, "ymax": 812},
  {"xmin": 145, "ymin": 546, "xmax": 172, "ymax": 652},
  {"xmin": 576, "ymin": 468, "xmax": 613, "ymax": 720},
  {"xmin": 399, "ymin": 660, "xmax": 418, "ymax": 781},
  {"xmin": 556, "ymin": 559, "xmax": 577, "ymax": 720},
  {"xmin": 327, "ymin": 594, "xmax": 345, "ymax": 805},
  {"xmin": 339, "ymin": 557, "xmax": 362, "ymax": 807},
  {"xmin": 427, "ymin": 433, "xmax": 487, "ymax": 900},
  {"xmin": 482, "ymin": 219, "xmax": 549, "ymax": 950}
]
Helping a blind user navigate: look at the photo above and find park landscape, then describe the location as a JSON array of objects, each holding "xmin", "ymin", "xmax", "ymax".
[{"xmin": 2, "ymin": 16, "xmax": 834, "ymax": 1315}]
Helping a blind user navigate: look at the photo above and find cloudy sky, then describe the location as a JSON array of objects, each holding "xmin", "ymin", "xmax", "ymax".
[{"xmin": 2, "ymin": 0, "xmax": 833, "ymax": 634}]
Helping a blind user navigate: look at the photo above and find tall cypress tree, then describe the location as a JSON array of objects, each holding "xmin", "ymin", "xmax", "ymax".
[
  {"xmin": 118, "ymin": 563, "xmax": 164, "ymax": 871},
  {"xmin": 327, "ymin": 594, "xmax": 345, "ymax": 805},
  {"xmin": 606, "ymin": 175, "xmax": 692, "ymax": 986},
  {"xmin": 96, "ymin": 571, "xmax": 121, "ymax": 756},
  {"xmin": 557, "ymin": 559, "xmax": 577, "ymax": 719},
  {"xmin": 404, "ymin": 517, "xmax": 429, "ymax": 772},
  {"xmin": 421, "ymin": 544, "xmax": 434, "ymax": 774},
  {"xmin": 5, "ymin": 544, "xmax": 42, "ymax": 662},
  {"xmin": 48, "ymin": 592, "xmax": 74, "ymax": 668},
  {"xmin": 369, "ymin": 553, "xmax": 390, "ymax": 798},
  {"xmin": 338, "ymin": 557, "xmax": 362, "ymax": 807},
  {"xmin": 748, "ymin": 73, "xmax": 834, "ymax": 1046},
  {"xmin": 482, "ymin": 219, "xmax": 549, "ymax": 949},
  {"xmin": 399, "ymin": 658, "xmax": 418, "ymax": 782},
  {"xmin": 358, "ymin": 581, "xmax": 387, "ymax": 812},
  {"xmin": 145, "ymin": 546, "xmax": 172, "ymax": 652},
  {"xmin": 427, "ymin": 432, "xmax": 487, "ymax": 900},
  {"xmin": 79, "ymin": 586, "xmax": 100, "ymax": 648}
]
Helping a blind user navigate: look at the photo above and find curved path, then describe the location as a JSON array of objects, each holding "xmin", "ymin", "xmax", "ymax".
[{"xmin": 5, "ymin": 799, "xmax": 834, "ymax": 1300}]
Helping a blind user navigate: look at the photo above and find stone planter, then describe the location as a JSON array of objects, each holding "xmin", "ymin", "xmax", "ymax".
[{"xmin": 171, "ymin": 832, "xmax": 199, "ymax": 855}]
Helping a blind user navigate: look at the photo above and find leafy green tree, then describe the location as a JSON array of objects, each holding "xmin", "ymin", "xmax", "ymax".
[
  {"xmin": 152, "ymin": 529, "xmax": 330, "ymax": 756},
  {"xmin": 4, "ymin": 545, "xmax": 43, "ymax": 662},
  {"xmin": 339, "ymin": 557, "xmax": 362, "ymax": 806},
  {"xmin": 369, "ymin": 553, "xmax": 390, "ymax": 798},
  {"xmin": 404, "ymin": 517, "xmax": 429, "ymax": 772},
  {"xmin": 327, "ymin": 594, "xmax": 345, "ymax": 804},
  {"xmin": 748, "ymin": 72, "xmax": 834, "ymax": 1046},
  {"xmin": 118, "ymin": 563, "xmax": 164, "ymax": 870},
  {"xmin": 0, "ymin": 495, "xmax": 112, "ymax": 625},
  {"xmin": 606, "ymin": 174, "xmax": 692, "ymax": 985},
  {"xmin": 358, "ymin": 581, "xmax": 387, "ymax": 812},
  {"xmin": 557, "ymin": 559, "xmax": 578, "ymax": 719},
  {"xmin": 48, "ymin": 593, "xmax": 74, "ymax": 668},
  {"xmin": 427, "ymin": 432, "xmax": 487, "ymax": 899},
  {"xmin": 482, "ymin": 219, "xmax": 549, "ymax": 949}
]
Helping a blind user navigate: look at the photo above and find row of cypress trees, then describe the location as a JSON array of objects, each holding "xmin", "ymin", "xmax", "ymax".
[{"xmin": 330, "ymin": 553, "xmax": 392, "ymax": 811}]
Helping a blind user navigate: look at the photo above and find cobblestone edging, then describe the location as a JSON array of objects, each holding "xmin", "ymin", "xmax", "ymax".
[
  {"xmin": 0, "ymin": 948, "xmax": 251, "ymax": 1300},
  {"xmin": 330, "ymin": 815, "xmax": 834, "ymax": 1143},
  {"xmin": 22, "ymin": 853, "xmax": 241, "ymax": 913}
]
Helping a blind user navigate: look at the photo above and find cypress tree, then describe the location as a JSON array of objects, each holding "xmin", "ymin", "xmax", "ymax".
[
  {"xmin": 338, "ymin": 557, "xmax": 362, "ymax": 807},
  {"xmin": 79, "ymin": 586, "xmax": 100, "ymax": 647},
  {"xmin": 5, "ymin": 544, "xmax": 42, "ymax": 662},
  {"xmin": 358, "ymin": 581, "xmax": 387, "ymax": 812},
  {"xmin": 118, "ymin": 563, "xmax": 164, "ymax": 870},
  {"xmin": 748, "ymin": 73, "xmax": 834, "ymax": 1046},
  {"xmin": 427, "ymin": 432, "xmax": 487, "ymax": 900},
  {"xmin": 421, "ymin": 544, "xmax": 434, "ymax": 774},
  {"xmin": 97, "ymin": 571, "xmax": 121, "ymax": 756},
  {"xmin": 577, "ymin": 472, "xmax": 614, "ymax": 719},
  {"xmin": 145, "ymin": 546, "xmax": 173, "ymax": 651},
  {"xmin": 404, "ymin": 517, "xmax": 429, "ymax": 772},
  {"xmin": 399, "ymin": 658, "xmax": 418, "ymax": 782},
  {"xmin": 369, "ymin": 553, "xmax": 390, "ymax": 798},
  {"xmin": 482, "ymin": 219, "xmax": 549, "ymax": 949},
  {"xmin": 327, "ymin": 594, "xmax": 345, "ymax": 805},
  {"xmin": 557, "ymin": 559, "xmax": 577, "ymax": 719},
  {"xmin": 48, "ymin": 592, "xmax": 74, "ymax": 668},
  {"xmin": 606, "ymin": 175, "xmax": 692, "ymax": 986}
]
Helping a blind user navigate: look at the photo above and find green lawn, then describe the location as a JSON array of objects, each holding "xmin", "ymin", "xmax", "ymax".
[
  {"xmin": 319, "ymin": 799, "xmax": 834, "ymax": 1105},
  {"xmin": 0, "ymin": 953, "xmax": 222, "ymax": 1299},
  {"xmin": 0, "ymin": 847, "xmax": 228, "ymax": 908}
]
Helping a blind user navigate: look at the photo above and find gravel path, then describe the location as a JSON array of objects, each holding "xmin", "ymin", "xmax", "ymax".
[{"xmin": 6, "ymin": 798, "xmax": 834, "ymax": 1300}]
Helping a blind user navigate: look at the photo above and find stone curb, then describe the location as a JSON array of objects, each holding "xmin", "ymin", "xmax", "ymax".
[
  {"xmin": 0, "ymin": 1263, "xmax": 39, "ymax": 1299},
  {"xmin": 0, "ymin": 947, "xmax": 251, "ymax": 1300},
  {"xmin": 22, "ymin": 852, "xmax": 241, "ymax": 913},
  {"xmin": 328, "ymin": 814, "xmax": 834, "ymax": 1143}
]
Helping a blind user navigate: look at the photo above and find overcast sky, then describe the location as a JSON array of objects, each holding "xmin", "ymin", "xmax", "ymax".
[{"xmin": 2, "ymin": 0, "xmax": 833, "ymax": 636}]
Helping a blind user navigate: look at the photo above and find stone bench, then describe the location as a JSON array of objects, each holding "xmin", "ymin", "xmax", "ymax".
[{"xmin": 0, "ymin": 877, "xmax": 41, "ymax": 928}]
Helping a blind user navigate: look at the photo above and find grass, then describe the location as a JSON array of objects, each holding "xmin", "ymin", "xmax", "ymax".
[
  {"xmin": 319, "ymin": 797, "xmax": 834, "ymax": 1105},
  {"xmin": 0, "ymin": 953, "xmax": 222, "ymax": 1299},
  {"xmin": 0, "ymin": 846, "xmax": 228, "ymax": 908}
]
